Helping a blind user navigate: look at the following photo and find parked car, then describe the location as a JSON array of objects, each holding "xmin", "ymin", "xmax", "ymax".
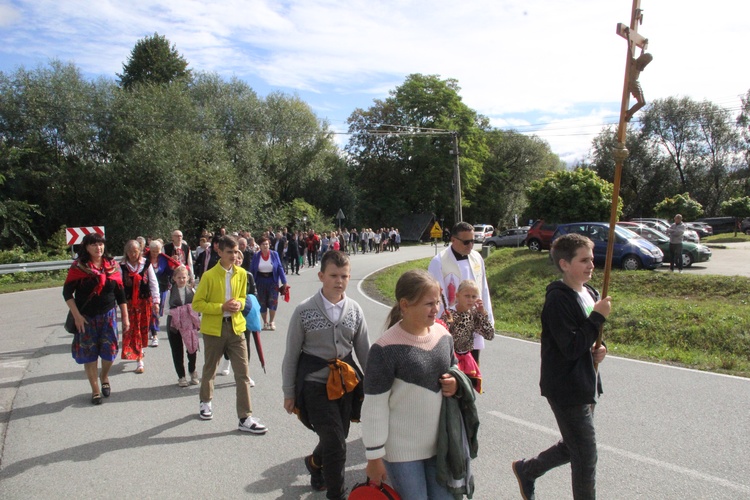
[
  {"xmin": 617, "ymin": 222, "xmax": 712, "ymax": 267},
  {"xmin": 685, "ymin": 222, "xmax": 713, "ymax": 238},
  {"xmin": 473, "ymin": 224, "xmax": 494, "ymax": 243},
  {"xmin": 630, "ymin": 218, "xmax": 700, "ymax": 243},
  {"xmin": 695, "ymin": 216, "xmax": 737, "ymax": 234},
  {"xmin": 484, "ymin": 227, "xmax": 529, "ymax": 248},
  {"xmin": 524, "ymin": 220, "xmax": 558, "ymax": 252},
  {"xmin": 742, "ymin": 218, "xmax": 750, "ymax": 235},
  {"xmin": 552, "ymin": 222, "xmax": 663, "ymax": 270}
]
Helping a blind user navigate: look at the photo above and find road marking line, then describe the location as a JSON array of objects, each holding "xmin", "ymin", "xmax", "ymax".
[{"xmin": 489, "ymin": 410, "xmax": 750, "ymax": 494}]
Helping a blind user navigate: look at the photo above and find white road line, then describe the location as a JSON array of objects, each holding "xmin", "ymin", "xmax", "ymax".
[{"xmin": 489, "ymin": 410, "xmax": 750, "ymax": 495}]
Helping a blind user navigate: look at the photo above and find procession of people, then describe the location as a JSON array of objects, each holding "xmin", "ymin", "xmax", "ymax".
[{"xmin": 63, "ymin": 221, "xmax": 609, "ymax": 499}]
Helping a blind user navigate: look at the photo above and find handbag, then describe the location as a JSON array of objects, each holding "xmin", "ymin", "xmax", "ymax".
[
  {"xmin": 348, "ymin": 478, "xmax": 401, "ymax": 500},
  {"xmin": 64, "ymin": 295, "xmax": 94, "ymax": 334},
  {"xmin": 64, "ymin": 311, "xmax": 78, "ymax": 334}
]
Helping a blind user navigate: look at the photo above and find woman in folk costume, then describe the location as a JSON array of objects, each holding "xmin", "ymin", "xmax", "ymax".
[
  {"xmin": 63, "ymin": 232, "xmax": 128, "ymax": 405},
  {"xmin": 428, "ymin": 221, "xmax": 494, "ymax": 363},
  {"xmin": 120, "ymin": 240, "xmax": 160, "ymax": 373}
]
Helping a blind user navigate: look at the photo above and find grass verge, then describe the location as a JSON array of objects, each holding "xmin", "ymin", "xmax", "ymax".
[
  {"xmin": 0, "ymin": 270, "xmax": 66, "ymax": 294},
  {"xmin": 372, "ymin": 247, "xmax": 750, "ymax": 377}
]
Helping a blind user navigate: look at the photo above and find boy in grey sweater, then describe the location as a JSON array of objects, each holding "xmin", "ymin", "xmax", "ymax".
[{"xmin": 282, "ymin": 250, "xmax": 370, "ymax": 500}]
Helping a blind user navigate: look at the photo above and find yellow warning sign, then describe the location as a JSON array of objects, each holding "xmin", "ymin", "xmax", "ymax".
[{"xmin": 430, "ymin": 222, "xmax": 443, "ymax": 239}]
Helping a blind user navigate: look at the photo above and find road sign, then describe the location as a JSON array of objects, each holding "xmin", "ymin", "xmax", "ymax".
[
  {"xmin": 66, "ymin": 226, "xmax": 105, "ymax": 245},
  {"xmin": 430, "ymin": 222, "xmax": 442, "ymax": 239}
]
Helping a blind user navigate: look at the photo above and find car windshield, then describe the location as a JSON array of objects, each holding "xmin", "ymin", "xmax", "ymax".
[{"xmin": 613, "ymin": 225, "xmax": 640, "ymax": 240}]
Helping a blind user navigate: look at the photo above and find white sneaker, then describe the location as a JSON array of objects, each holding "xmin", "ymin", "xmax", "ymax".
[
  {"xmin": 218, "ymin": 358, "xmax": 231, "ymax": 376},
  {"xmin": 150, "ymin": 336, "xmax": 159, "ymax": 347},
  {"xmin": 249, "ymin": 377, "xmax": 256, "ymax": 388},
  {"xmin": 190, "ymin": 372, "xmax": 200, "ymax": 385},
  {"xmin": 199, "ymin": 401, "xmax": 213, "ymax": 420},
  {"xmin": 238, "ymin": 416, "xmax": 267, "ymax": 434},
  {"xmin": 178, "ymin": 377, "xmax": 188, "ymax": 387}
]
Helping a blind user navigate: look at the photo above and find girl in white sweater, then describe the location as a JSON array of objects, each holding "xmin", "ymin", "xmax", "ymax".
[{"xmin": 362, "ymin": 269, "xmax": 457, "ymax": 500}]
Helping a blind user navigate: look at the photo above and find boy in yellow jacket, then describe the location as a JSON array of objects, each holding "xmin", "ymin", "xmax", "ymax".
[{"xmin": 193, "ymin": 235, "xmax": 267, "ymax": 434}]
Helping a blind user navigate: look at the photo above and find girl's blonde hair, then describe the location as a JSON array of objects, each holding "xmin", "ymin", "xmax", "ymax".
[
  {"xmin": 172, "ymin": 264, "xmax": 189, "ymax": 277},
  {"xmin": 457, "ymin": 279, "xmax": 479, "ymax": 295},
  {"xmin": 385, "ymin": 269, "xmax": 440, "ymax": 329}
]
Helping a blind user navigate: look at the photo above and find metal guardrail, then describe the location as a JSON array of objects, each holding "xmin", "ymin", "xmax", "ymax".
[{"xmin": 0, "ymin": 260, "xmax": 74, "ymax": 275}]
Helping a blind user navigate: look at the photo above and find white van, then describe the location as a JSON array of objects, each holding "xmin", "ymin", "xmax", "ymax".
[{"xmin": 473, "ymin": 224, "xmax": 494, "ymax": 243}]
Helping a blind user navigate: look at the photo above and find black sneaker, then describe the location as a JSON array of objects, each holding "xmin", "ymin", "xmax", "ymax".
[
  {"xmin": 512, "ymin": 460, "xmax": 535, "ymax": 500},
  {"xmin": 304, "ymin": 455, "xmax": 326, "ymax": 491}
]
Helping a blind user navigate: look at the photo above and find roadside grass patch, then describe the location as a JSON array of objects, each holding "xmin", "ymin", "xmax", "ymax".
[{"xmin": 373, "ymin": 247, "xmax": 750, "ymax": 377}]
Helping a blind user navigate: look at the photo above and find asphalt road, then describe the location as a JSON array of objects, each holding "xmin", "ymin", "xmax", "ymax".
[{"xmin": 0, "ymin": 244, "xmax": 749, "ymax": 499}]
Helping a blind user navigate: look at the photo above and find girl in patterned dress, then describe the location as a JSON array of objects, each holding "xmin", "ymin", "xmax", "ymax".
[{"xmin": 440, "ymin": 280, "xmax": 495, "ymax": 392}]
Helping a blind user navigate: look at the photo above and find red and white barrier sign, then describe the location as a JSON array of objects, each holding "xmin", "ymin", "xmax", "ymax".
[{"xmin": 66, "ymin": 226, "xmax": 105, "ymax": 245}]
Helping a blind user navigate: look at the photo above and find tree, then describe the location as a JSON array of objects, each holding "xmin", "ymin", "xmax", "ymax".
[
  {"xmin": 640, "ymin": 96, "xmax": 743, "ymax": 215},
  {"xmin": 466, "ymin": 129, "xmax": 562, "ymax": 228},
  {"xmin": 118, "ymin": 33, "xmax": 191, "ymax": 90},
  {"xmin": 0, "ymin": 174, "xmax": 41, "ymax": 249},
  {"xmin": 587, "ymin": 124, "xmax": 677, "ymax": 218},
  {"xmin": 345, "ymin": 74, "xmax": 489, "ymax": 227},
  {"xmin": 653, "ymin": 193, "xmax": 703, "ymax": 221},
  {"xmin": 721, "ymin": 196, "xmax": 750, "ymax": 236},
  {"xmin": 525, "ymin": 168, "xmax": 621, "ymax": 223}
]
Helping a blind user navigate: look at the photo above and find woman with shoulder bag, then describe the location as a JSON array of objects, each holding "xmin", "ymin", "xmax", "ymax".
[{"xmin": 63, "ymin": 233, "xmax": 129, "ymax": 405}]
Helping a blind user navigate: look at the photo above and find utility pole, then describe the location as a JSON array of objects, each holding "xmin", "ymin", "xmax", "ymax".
[{"xmin": 451, "ymin": 132, "xmax": 463, "ymax": 223}]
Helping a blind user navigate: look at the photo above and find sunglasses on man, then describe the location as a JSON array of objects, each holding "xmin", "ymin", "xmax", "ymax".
[{"xmin": 453, "ymin": 237, "xmax": 474, "ymax": 246}]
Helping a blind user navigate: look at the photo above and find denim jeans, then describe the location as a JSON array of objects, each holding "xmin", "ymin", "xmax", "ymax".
[
  {"xmin": 523, "ymin": 401, "xmax": 597, "ymax": 500},
  {"xmin": 384, "ymin": 456, "xmax": 454, "ymax": 500}
]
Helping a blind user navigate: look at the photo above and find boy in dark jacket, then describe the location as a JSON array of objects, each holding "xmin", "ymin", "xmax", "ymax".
[{"xmin": 512, "ymin": 233, "xmax": 611, "ymax": 500}]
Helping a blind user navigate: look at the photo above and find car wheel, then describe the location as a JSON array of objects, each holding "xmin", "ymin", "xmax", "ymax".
[
  {"xmin": 681, "ymin": 251, "xmax": 693, "ymax": 268},
  {"xmin": 527, "ymin": 239, "xmax": 541, "ymax": 252},
  {"xmin": 621, "ymin": 254, "xmax": 642, "ymax": 271},
  {"xmin": 487, "ymin": 242, "xmax": 497, "ymax": 248},
  {"xmin": 745, "ymin": 229, "xmax": 750, "ymax": 235}
]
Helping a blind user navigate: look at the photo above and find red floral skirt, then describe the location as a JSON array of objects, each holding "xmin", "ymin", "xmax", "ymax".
[{"xmin": 122, "ymin": 300, "xmax": 151, "ymax": 360}]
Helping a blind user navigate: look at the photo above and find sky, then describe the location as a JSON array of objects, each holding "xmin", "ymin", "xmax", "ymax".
[{"xmin": 1, "ymin": 0, "xmax": 749, "ymax": 164}]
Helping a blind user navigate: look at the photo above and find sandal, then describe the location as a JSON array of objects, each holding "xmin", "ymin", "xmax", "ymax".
[
  {"xmin": 101, "ymin": 382, "xmax": 111, "ymax": 398},
  {"xmin": 135, "ymin": 361, "xmax": 144, "ymax": 374},
  {"xmin": 91, "ymin": 393, "xmax": 102, "ymax": 405}
]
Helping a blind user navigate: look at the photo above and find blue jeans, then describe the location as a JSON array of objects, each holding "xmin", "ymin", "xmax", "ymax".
[
  {"xmin": 523, "ymin": 401, "xmax": 597, "ymax": 500},
  {"xmin": 384, "ymin": 456, "xmax": 453, "ymax": 500}
]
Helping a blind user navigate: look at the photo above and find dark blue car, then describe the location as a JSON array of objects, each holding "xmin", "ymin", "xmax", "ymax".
[{"xmin": 552, "ymin": 222, "xmax": 664, "ymax": 270}]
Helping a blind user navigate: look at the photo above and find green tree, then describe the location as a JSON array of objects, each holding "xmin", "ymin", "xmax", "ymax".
[
  {"xmin": 346, "ymin": 74, "xmax": 489, "ymax": 227},
  {"xmin": 721, "ymin": 196, "xmax": 750, "ymax": 236},
  {"xmin": 587, "ymin": 124, "xmax": 678, "ymax": 218},
  {"xmin": 118, "ymin": 33, "xmax": 191, "ymax": 90},
  {"xmin": 653, "ymin": 193, "xmax": 703, "ymax": 221},
  {"xmin": 525, "ymin": 168, "xmax": 621, "ymax": 223},
  {"xmin": 640, "ymin": 96, "xmax": 743, "ymax": 214},
  {"xmin": 467, "ymin": 129, "xmax": 562, "ymax": 228},
  {"xmin": 0, "ymin": 174, "xmax": 41, "ymax": 248}
]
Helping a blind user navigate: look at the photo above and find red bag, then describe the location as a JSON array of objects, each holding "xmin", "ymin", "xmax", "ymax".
[{"xmin": 348, "ymin": 479, "xmax": 401, "ymax": 500}]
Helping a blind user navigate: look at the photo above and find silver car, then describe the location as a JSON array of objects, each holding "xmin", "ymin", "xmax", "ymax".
[{"xmin": 484, "ymin": 227, "xmax": 529, "ymax": 247}]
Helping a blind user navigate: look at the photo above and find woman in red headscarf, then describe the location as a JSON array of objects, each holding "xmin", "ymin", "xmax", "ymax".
[
  {"xmin": 63, "ymin": 233, "xmax": 128, "ymax": 405},
  {"xmin": 121, "ymin": 240, "xmax": 160, "ymax": 374}
]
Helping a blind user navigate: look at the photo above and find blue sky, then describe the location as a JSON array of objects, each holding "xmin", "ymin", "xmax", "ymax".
[{"xmin": 1, "ymin": 0, "xmax": 748, "ymax": 164}]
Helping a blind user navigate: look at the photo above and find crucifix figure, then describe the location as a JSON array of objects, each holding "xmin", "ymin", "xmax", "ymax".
[{"xmin": 617, "ymin": 3, "xmax": 653, "ymax": 122}]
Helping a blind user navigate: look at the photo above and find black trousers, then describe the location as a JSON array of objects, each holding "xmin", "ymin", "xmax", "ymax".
[
  {"xmin": 303, "ymin": 381, "xmax": 353, "ymax": 499},
  {"xmin": 167, "ymin": 328, "xmax": 197, "ymax": 378},
  {"xmin": 289, "ymin": 254, "xmax": 300, "ymax": 274}
]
